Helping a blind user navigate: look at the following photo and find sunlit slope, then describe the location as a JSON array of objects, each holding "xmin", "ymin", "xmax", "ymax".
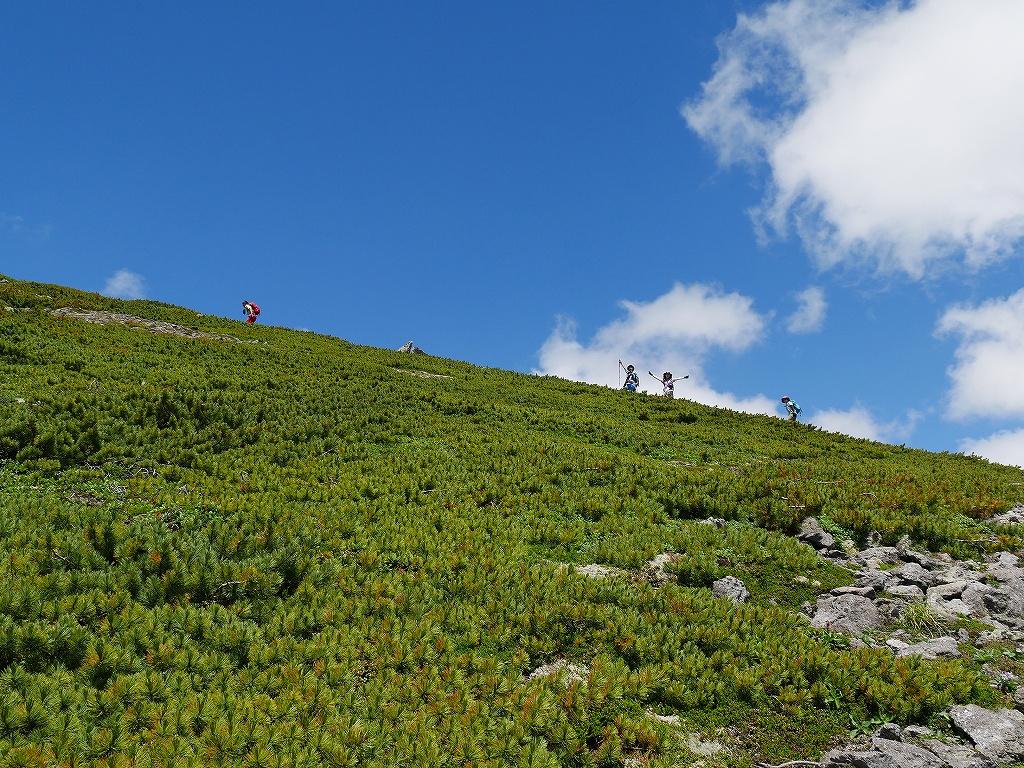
[{"xmin": 0, "ymin": 275, "xmax": 1021, "ymax": 767}]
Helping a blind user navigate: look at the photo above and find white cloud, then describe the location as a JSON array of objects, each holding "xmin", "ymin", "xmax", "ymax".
[
  {"xmin": 959, "ymin": 429, "xmax": 1024, "ymax": 468},
  {"xmin": 786, "ymin": 285, "xmax": 827, "ymax": 333},
  {"xmin": 683, "ymin": 0, "xmax": 1024, "ymax": 277},
  {"xmin": 102, "ymin": 270, "xmax": 147, "ymax": 300},
  {"xmin": 811, "ymin": 403, "xmax": 921, "ymax": 443},
  {"xmin": 535, "ymin": 282, "xmax": 778, "ymax": 414},
  {"xmin": 937, "ymin": 289, "xmax": 1024, "ymax": 420}
]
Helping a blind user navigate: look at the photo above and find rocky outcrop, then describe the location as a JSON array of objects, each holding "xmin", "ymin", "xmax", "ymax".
[
  {"xmin": 797, "ymin": 517, "xmax": 1024, "ymax": 637},
  {"xmin": 396, "ymin": 340, "xmax": 426, "ymax": 354},
  {"xmin": 949, "ymin": 705, "xmax": 1024, "ymax": 762},
  {"xmin": 46, "ymin": 308, "xmax": 260, "ymax": 344}
]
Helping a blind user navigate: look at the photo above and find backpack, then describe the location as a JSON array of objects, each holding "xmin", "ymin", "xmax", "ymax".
[
  {"xmin": 791, "ymin": 402, "xmax": 801, "ymax": 415},
  {"xmin": 251, "ymin": 304, "xmax": 260, "ymax": 316}
]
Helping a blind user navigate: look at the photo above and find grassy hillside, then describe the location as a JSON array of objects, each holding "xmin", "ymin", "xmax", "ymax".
[{"xmin": 0, "ymin": 275, "xmax": 1022, "ymax": 768}]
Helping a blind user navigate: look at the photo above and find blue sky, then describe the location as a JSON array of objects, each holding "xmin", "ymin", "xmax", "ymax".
[{"xmin": 4, "ymin": 1, "xmax": 1024, "ymax": 464}]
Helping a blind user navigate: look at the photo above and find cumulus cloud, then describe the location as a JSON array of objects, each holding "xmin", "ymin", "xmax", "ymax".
[
  {"xmin": 102, "ymin": 270, "xmax": 147, "ymax": 300},
  {"xmin": 786, "ymin": 285, "xmax": 827, "ymax": 333},
  {"xmin": 937, "ymin": 289, "xmax": 1024, "ymax": 420},
  {"xmin": 683, "ymin": 0, "xmax": 1024, "ymax": 276},
  {"xmin": 535, "ymin": 282, "xmax": 778, "ymax": 414},
  {"xmin": 811, "ymin": 403, "xmax": 921, "ymax": 443},
  {"xmin": 959, "ymin": 429, "xmax": 1024, "ymax": 468}
]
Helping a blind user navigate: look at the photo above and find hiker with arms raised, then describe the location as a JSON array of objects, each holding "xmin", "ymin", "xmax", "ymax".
[
  {"xmin": 651, "ymin": 371, "xmax": 687, "ymax": 398},
  {"xmin": 781, "ymin": 396, "xmax": 801, "ymax": 422}
]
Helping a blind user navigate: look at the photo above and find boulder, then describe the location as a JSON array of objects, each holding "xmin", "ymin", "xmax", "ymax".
[
  {"xmin": 811, "ymin": 594, "xmax": 884, "ymax": 634},
  {"xmin": 888, "ymin": 584, "xmax": 925, "ymax": 602},
  {"xmin": 890, "ymin": 562, "xmax": 938, "ymax": 590},
  {"xmin": 711, "ymin": 575, "xmax": 750, "ymax": 603},
  {"xmin": 949, "ymin": 704, "xmax": 1024, "ymax": 762},
  {"xmin": 871, "ymin": 737, "xmax": 945, "ymax": 768},
  {"xmin": 894, "ymin": 636, "xmax": 961, "ymax": 660},
  {"xmin": 856, "ymin": 547, "xmax": 901, "ymax": 566},
  {"xmin": 798, "ymin": 517, "xmax": 836, "ymax": 550},
  {"xmin": 919, "ymin": 739, "xmax": 996, "ymax": 768}
]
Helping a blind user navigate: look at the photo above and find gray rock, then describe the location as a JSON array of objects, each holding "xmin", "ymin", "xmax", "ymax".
[
  {"xmin": 876, "ymin": 723, "xmax": 903, "ymax": 741},
  {"xmin": 811, "ymin": 594, "xmax": 884, "ymax": 634},
  {"xmin": 799, "ymin": 517, "xmax": 836, "ymax": 550},
  {"xmin": 949, "ymin": 704, "xmax": 1024, "ymax": 762},
  {"xmin": 832, "ymin": 585, "xmax": 877, "ymax": 597},
  {"xmin": 891, "ymin": 562, "xmax": 939, "ymax": 590},
  {"xmin": 895, "ymin": 636, "xmax": 961, "ymax": 659},
  {"xmin": 857, "ymin": 547, "xmax": 902, "ymax": 565},
  {"xmin": 525, "ymin": 660, "xmax": 589, "ymax": 685},
  {"xmin": 820, "ymin": 749, "xmax": 892, "ymax": 768},
  {"xmin": 575, "ymin": 564, "xmax": 625, "ymax": 580},
  {"xmin": 901, "ymin": 725, "xmax": 933, "ymax": 739},
  {"xmin": 859, "ymin": 568, "xmax": 899, "ymax": 592},
  {"xmin": 1014, "ymin": 685, "xmax": 1024, "ymax": 711},
  {"xmin": 888, "ymin": 584, "xmax": 926, "ymax": 602},
  {"xmin": 712, "ymin": 575, "xmax": 750, "ymax": 603},
  {"xmin": 872, "ymin": 737, "xmax": 945, "ymax": 768},
  {"xmin": 961, "ymin": 585, "xmax": 993, "ymax": 617},
  {"xmin": 919, "ymin": 739, "xmax": 996, "ymax": 768},
  {"xmin": 886, "ymin": 638, "xmax": 910, "ymax": 652},
  {"xmin": 995, "ymin": 552, "xmax": 1020, "ymax": 568},
  {"xmin": 990, "ymin": 506, "xmax": 1024, "ymax": 526}
]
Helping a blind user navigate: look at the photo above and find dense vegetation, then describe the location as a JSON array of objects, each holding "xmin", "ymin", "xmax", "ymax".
[{"xmin": 0, "ymin": 275, "xmax": 1022, "ymax": 767}]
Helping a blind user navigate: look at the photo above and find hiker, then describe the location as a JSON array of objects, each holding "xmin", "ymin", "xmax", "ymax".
[
  {"xmin": 781, "ymin": 396, "xmax": 801, "ymax": 422},
  {"xmin": 659, "ymin": 371, "xmax": 686, "ymax": 399},
  {"xmin": 242, "ymin": 301, "xmax": 261, "ymax": 324},
  {"xmin": 619, "ymin": 360, "xmax": 639, "ymax": 392}
]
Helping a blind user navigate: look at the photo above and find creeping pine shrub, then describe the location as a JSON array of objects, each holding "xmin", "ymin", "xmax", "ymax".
[{"xmin": 0, "ymin": 274, "xmax": 1019, "ymax": 766}]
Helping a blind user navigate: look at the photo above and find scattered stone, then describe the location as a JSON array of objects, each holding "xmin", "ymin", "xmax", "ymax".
[
  {"xmin": 1014, "ymin": 685, "xmax": 1024, "ymax": 711},
  {"xmin": 642, "ymin": 553, "xmax": 678, "ymax": 587},
  {"xmin": 810, "ymin": 594, "xmax": 884, "ymax": 634},
  {"xmin": 683, "ymin": 733, "xmax": 724, "ymax": 757},
  {"xmin": 871, "ymin": 737, "xmax": 945, "ymax": 768},
  {"xmin": 876, "ymin": 723, "xmax": 903, "ymax": 741},
  {"xmin": 891, "ymin": 562, "xmax": 939, "ymax": 590},
  {"xmin": 645, "ymin": 710, "xmax": 681, "ymax": 726},
  {"xmin": 919, "ymin": 739, "xmax": 997, "ymax": 768},
  {"xmin": 894, "ymin": 636, "xmax": 961, "ymax": 660},
  {"xmin": 949, "ymin": 704, "xmax": 1024, "ymax": 762},
  {"xmin": 712, "ymin": 575, "xmax": 750, "ymax": 603},
  {"xmin": 698, "ymin": 517, "xmax": 726, "ymax": 527},
  {"xmin": 525, "ymin": 660, "xmax": 588, "ymax": 685},
  {"xmin": 857, "ymin": 547, "xmax": 901, "ymax": 566},
  {"xmin": 832, "ymin": 585, "xmax": 876, "ymax": 597},
  {"xmin": 888, "ymin": 584, "xmax": 925, "ymax": 602},
  {"xmin": 991, "ymin": 505, "xmax": 1024, "ymax": 526},
  {"xmin": 901, "ymin": 725, "xmax": 933, "ymax": 739},
  {"xmin": 798, "ymin": 517, "xmax": 836, "ymax": 550},
  {"xmin": 47, "ymin": 308, "xmax": 260, "ymax": 345},
  {"xmin": 575, "ymin": 564, "xmax": 625, "ymax": 580}
]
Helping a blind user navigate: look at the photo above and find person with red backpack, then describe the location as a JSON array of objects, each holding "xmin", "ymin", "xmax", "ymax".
[{"xmin": 242, "ymin": 300, "xmax": 261, "ymax": 324}]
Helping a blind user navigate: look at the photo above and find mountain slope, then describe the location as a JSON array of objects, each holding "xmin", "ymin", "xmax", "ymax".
[{"xmin": 0, "ymin": 275, "xmax": 1021, "ymax": 767}]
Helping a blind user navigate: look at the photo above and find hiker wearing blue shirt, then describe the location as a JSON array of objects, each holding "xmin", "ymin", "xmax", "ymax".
[
  {"xmin": 619, "ymin": 360, "xmax": 639, "ymax": 392},
  {"xmin": 781, "ymin": 396, "xmax": 801, "ymax": 422}
]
